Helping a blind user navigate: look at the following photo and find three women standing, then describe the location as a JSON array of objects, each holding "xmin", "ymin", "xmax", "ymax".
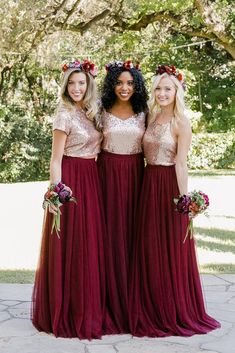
[{"xmin": 32, "ymin": 60, "xmax": 220, "ymax": 340}]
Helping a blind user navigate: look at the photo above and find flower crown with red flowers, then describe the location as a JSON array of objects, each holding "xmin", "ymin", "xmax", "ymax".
[
  {"xmin": 105, "ymin": 60, "xmax": 141, "ymax": 72},
  {"xmin": 156, "ymin": 65, "xmax": 186, "ymax": 90},
  {"xmin": 62, "ymin": 59, "xmax": 98, "ymax": 77}
]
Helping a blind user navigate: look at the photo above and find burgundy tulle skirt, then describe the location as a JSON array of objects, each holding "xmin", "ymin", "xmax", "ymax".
[
  {"xmin": 129, "ymin": 164, "xmax": 220, "ymax": 337},
  {"xmin": 97, "ymin": 150, "xmax": 144, "ymax": 334},
  {"xmin": 31, "ymin": 156, "xmax": 106, "ymax": 339}
]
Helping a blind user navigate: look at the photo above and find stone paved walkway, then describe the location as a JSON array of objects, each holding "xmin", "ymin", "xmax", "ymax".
[{"xmin": 0, "ymin": 274, "xmax": 235, "ymax": 353}]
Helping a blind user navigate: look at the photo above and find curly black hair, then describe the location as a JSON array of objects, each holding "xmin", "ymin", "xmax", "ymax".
[{"xmin": 101, "ymin": 67, "xmax": 148, "ymax": 114}]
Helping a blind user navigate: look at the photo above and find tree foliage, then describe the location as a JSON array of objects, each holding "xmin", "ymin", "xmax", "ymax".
[{"xmin": 0, "ymin": 0, "xmax": 234, "ymax": 182}]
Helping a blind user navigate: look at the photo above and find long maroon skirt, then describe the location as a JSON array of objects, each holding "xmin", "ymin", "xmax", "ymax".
[
  {"xmin": 97, "ymin": 150, "xmax": 144, "ymax": 334},
  {"xmin": 129, "ymin": 164, "xmax": 220, "ymax": 337},
  {"xmin": 31, "ymin": 156, "xmax": 106, "ymax": 339}
]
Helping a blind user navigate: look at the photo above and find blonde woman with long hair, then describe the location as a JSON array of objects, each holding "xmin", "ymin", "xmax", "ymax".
[
  {"xmin": 129, "ymin": 65, "xmax": 220, "ymax": 337},
  {"xmin": 31, "ymin": 60, "xmax": 106, "ymax": 339}
]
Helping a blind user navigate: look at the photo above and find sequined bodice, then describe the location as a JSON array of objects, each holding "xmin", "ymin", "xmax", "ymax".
[
  {"xmin": 101, "ymin": 111, "xmax": 146, "ymax": 155},
  {"xmin": 53, "ymin": 106, "xmax": 102, "ymax": 158},
  {"xmin": 143, "ymin": 119, "xmax": 177, "ymax": 165}
]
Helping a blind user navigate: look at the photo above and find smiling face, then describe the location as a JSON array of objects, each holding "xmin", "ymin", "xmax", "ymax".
[
  {"xmin": 155, "ymin": 76, "xmax": 176, "ymax": 108},
  {"xmin": 67, "ymin": 71, "xmax": 87, "ymax": 106},
  {"xmin": 114, "ymin": 71, "xmax": 135, "ymax": 102}
]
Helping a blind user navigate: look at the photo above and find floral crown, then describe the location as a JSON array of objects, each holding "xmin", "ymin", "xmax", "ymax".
[
  {"xmin": 105, "ymin": 60, "xmax": 141, "ymax": 72},
  {"xmin": 156, "ymin": 65, "xmax": 186, "ymax": 90},
  {"xmin": 62, "ymin": 59, "xmax": 98, "ymax": 77}
]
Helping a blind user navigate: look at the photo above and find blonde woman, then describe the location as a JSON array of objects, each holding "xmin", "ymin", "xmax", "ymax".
[
  {"xmin": 129, "ymin": 65, "xmax": 220, "ymax": 337},
  {"xmin": 31, "ymin": 60, "xmax": 106, "ymax": 339}
]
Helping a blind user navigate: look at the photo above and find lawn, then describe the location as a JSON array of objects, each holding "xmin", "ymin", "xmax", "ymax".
[{"xmin": 0, "ymin": 172, "xmax": 234, "ymax": 282}]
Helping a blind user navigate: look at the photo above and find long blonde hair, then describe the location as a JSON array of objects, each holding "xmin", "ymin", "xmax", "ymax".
[
  {"xmin": 148, "ymin": 73, "xmax": 185, "ymax": 127},
  {"xmin": 59, "ymin": 68, "xmax": 98, "ymax": 121}
]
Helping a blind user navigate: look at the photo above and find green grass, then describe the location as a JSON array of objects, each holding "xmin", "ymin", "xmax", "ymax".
[
  {"xmin": 189, "ymin": 169, "xmax": 235, "ymax": 176},
  {"xmin": 195, "ymin": 227, "xmax": 235, "ymax": 254},
  {"xmin": 0, "ymin": 270, "xmax": 35, "ymax": 284},
  {"xmin": 199, "ymin": 263, "xmax": 235, "ymax": 274}
]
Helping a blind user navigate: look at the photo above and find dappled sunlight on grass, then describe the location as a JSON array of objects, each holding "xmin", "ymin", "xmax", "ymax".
[
  {"xmin": 0, "ymin": 270, "xmax": 35, "ymax": 283},
  {"xmin": 195, "ymin": 227, "xmax": 235, "ymax": 254},
  {"xmin": 199, "ymin": 263, "xmax": 235, "ymax": 274}
]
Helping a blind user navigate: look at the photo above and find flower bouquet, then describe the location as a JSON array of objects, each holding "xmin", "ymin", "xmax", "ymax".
[
  {"xmin": 43, "ymin": 182, "xmax": 77, "ymax": 238},
  {"xmin": 174, "ymin": 190, "xmax": 209, "ymax": 243}
]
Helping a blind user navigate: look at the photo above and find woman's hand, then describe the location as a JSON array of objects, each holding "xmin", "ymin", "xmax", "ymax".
[{"xmin": 48, "ymin": 203, "xmax": 59, "ymax": 215}]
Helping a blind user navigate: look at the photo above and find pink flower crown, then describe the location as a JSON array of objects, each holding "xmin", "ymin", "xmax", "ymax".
[
  {"xmin": 156, "ymin": 65, "xmax": 186, "ymax": 90},
  {"xmin": 62, "ymin": 59, "xmax": 98, "ymax": 77},
  {"xmin": 105, "ymin": 60, "xmax": 141, "ymax": 72}
]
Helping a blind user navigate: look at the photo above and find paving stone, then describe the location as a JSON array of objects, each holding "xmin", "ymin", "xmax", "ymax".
[
  {"xmin": 209, "ymin": 308, "xmax": 235, "ymax": 323},
  {"xmin": 0, "ymin": 312, "xmax": 11, "ymax": 322},
  {"xmin": 1, "ymin": 301, "xmax": 21, "ymax": 306},
  {"xmin": 216, "ymin": 274, "xmax": 235, "ymax": 283},
  {"xmin": 227, "ymin": 285, "xmax": 235, "ymax": 292},
  {"xmin": 0, "ymin": 335, "xmax": 85, "ymax": 353},
  {"xmin": 203, "ymin": 285, "xmax": 227, "ymax": 292},
  {"xmin": 0, "ymin": 304, "xmax": 7, "ymax": 311},
  {"xmin": 202, "ymin": 327, "xmax": 235, "ymax": 353},
  {"xmin": 87, "ymin": 345, "xmax": 116, "ymax": 353},
  {"xmin": 208, "ymin": 320, "xmax": 233, "ymax": 337},
  {"xmin": 13, "ymin": 301, "xmax": 31, "ymax": 309},
  {"xmin": 0, "ymin": 284, "xmax": 33, "ymax": 301},
  {"xmin": 207, "ymin": 302, "xmax": 235, "ymax": 312},
  {"xmin": 8, "ymin": 307, "xmax": 30, "ymax": 319},
  {"xmin": 116, "ymin": 339, "xmax": 218, "ymax": 353},
  {"xmin": 87, "ymin": 334, "xmax": 132, "ymax": 345},
  {"xmin": 0, "ymin": 318, "xmax": 37, "ymax": 337},
  {"xmin": 201, "ymin": 275, "xmax": 229, "ymax": 286},
  {"xmin": 152, "ymin": 331, "xmax": 217, "ymax": 348},
  {"xmin": 0, "ymin": 278, "xmax": 233, "ymax": 353},
  {"xmin": 204, "ymin": 291, "xmax": 234, "ymax": 304}
]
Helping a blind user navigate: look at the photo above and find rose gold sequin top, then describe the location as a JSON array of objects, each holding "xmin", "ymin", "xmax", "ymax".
[
  {"xmin": 101, "ymin": 111, "xmax": 146, "ymax": 155},
  {"xmin": 143, "ymin": 119, "xmax": 177, "ymax": 165},
  {"xmin": 53, "ymin": 106, "xmax": 102, "ymax": 158}
]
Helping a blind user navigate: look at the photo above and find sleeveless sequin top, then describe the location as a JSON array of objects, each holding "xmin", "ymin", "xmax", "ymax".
[
  {"xmin": 143, "ymin": 119, "xmax": 177, "ymax": 165},
  {"xmin": 101, "ymin": 111, "xmax": 146, "ymax": 155},
  {"xmin": 53, "ymin": 106, "xmax": 102, "ymax": 158}
]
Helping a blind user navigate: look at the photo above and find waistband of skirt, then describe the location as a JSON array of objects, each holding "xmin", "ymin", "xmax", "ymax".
[
  {"xmin": 100, "ymin": 150, "xmax": 143, "ymax": 160},
  {"xmin": 62, "ymin": 155, "xmax": 96, "ymax": 163},
  {"xmin": 146, "ymin": 163, "xmax": 175, "ymax": 170}
]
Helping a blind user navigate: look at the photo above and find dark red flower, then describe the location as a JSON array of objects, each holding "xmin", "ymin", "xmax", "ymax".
[
  {"xmin": 62, "ymin": 64, "xmax": 68, "ymax": 72},
  {"xmin": 177, "ymin": 73, "xmax": 183, "ymax": 81}
]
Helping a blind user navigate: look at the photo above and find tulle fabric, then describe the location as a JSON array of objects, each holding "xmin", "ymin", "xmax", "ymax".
[
  {"xmin": 31, "ymin": 156, "xmax": 106, "ymax": 339},
  {"xmin": 129, "ymin": 164, "xmax": 220, "ymax": 337},
  {"xmin": 97, "ymin": 151, "xmax": 144, "ymax": 334}
]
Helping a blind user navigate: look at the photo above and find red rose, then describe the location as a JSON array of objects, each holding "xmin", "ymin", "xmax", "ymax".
[
  {"xmin": 177, "ymin": 73, "xmax": 183, "ymax": 81},
  {"xmin": 62, "ymin": 64, "xmax": 68, "ymax": 72}
]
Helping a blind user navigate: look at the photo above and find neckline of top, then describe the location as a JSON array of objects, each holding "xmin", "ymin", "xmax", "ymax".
[
  {"xmin": 155, "ymin": 118, "xmax": 173, "ymax": 126},
  {"xmin": 106, "ymin": 111, "xmax": 138, "ymax": 121},
  {"xmin": 75, "ymin": 106, "xmax": 87, "ymax": 114}
]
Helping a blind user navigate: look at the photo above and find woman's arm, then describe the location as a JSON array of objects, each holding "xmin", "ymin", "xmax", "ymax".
[
  {"xmin": 175, "ymin": 118, "xmax": 192, "ymax": 195},
  {"xmin": 50, "ymin": 130, "xmax": 67, "ymax": 184}
]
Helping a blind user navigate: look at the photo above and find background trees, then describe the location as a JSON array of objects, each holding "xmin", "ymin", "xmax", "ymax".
[{"xmin": 0, "ymin": 0, "xmax": 234, "ymax": 182}]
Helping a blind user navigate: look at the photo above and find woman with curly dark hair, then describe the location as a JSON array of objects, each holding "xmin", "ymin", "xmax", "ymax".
[{"xmin": 97, "ymin": 60, "xmax": 148, "ymax": 334}]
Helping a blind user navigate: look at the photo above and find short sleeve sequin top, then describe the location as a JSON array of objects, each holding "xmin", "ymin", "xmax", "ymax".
[
  {"xmin": 143, "ymin": 119, "xmax": 177, "ymax": 166},
  {"xmin": 101, "ymin": 111, "xmax": 146, "ymax": 155},
  {"xmin": 53, "ymin": 106, "xmax": 102, "ymax": 158}
]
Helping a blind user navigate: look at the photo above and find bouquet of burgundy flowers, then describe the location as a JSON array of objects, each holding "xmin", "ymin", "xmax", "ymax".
[
  {"xmin": 174, "ymin": 190, "xmax": 209, "ymax": 243},
  {"xmin": 43, "ymin": 182, "xmax": 76, "ymax": 238}
]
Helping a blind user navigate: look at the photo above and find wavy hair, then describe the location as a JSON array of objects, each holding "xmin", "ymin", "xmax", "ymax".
[
  {"xmin": 101, "ymin": 67, "xmax": 148, "ymax": 114},
  {"xmin": 148, "ymin": 73, "xmax": 185, "ymax": 128},
  {"xmin": 59, "ymin": 68, "xmax": 98, "ymax": 121}
]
